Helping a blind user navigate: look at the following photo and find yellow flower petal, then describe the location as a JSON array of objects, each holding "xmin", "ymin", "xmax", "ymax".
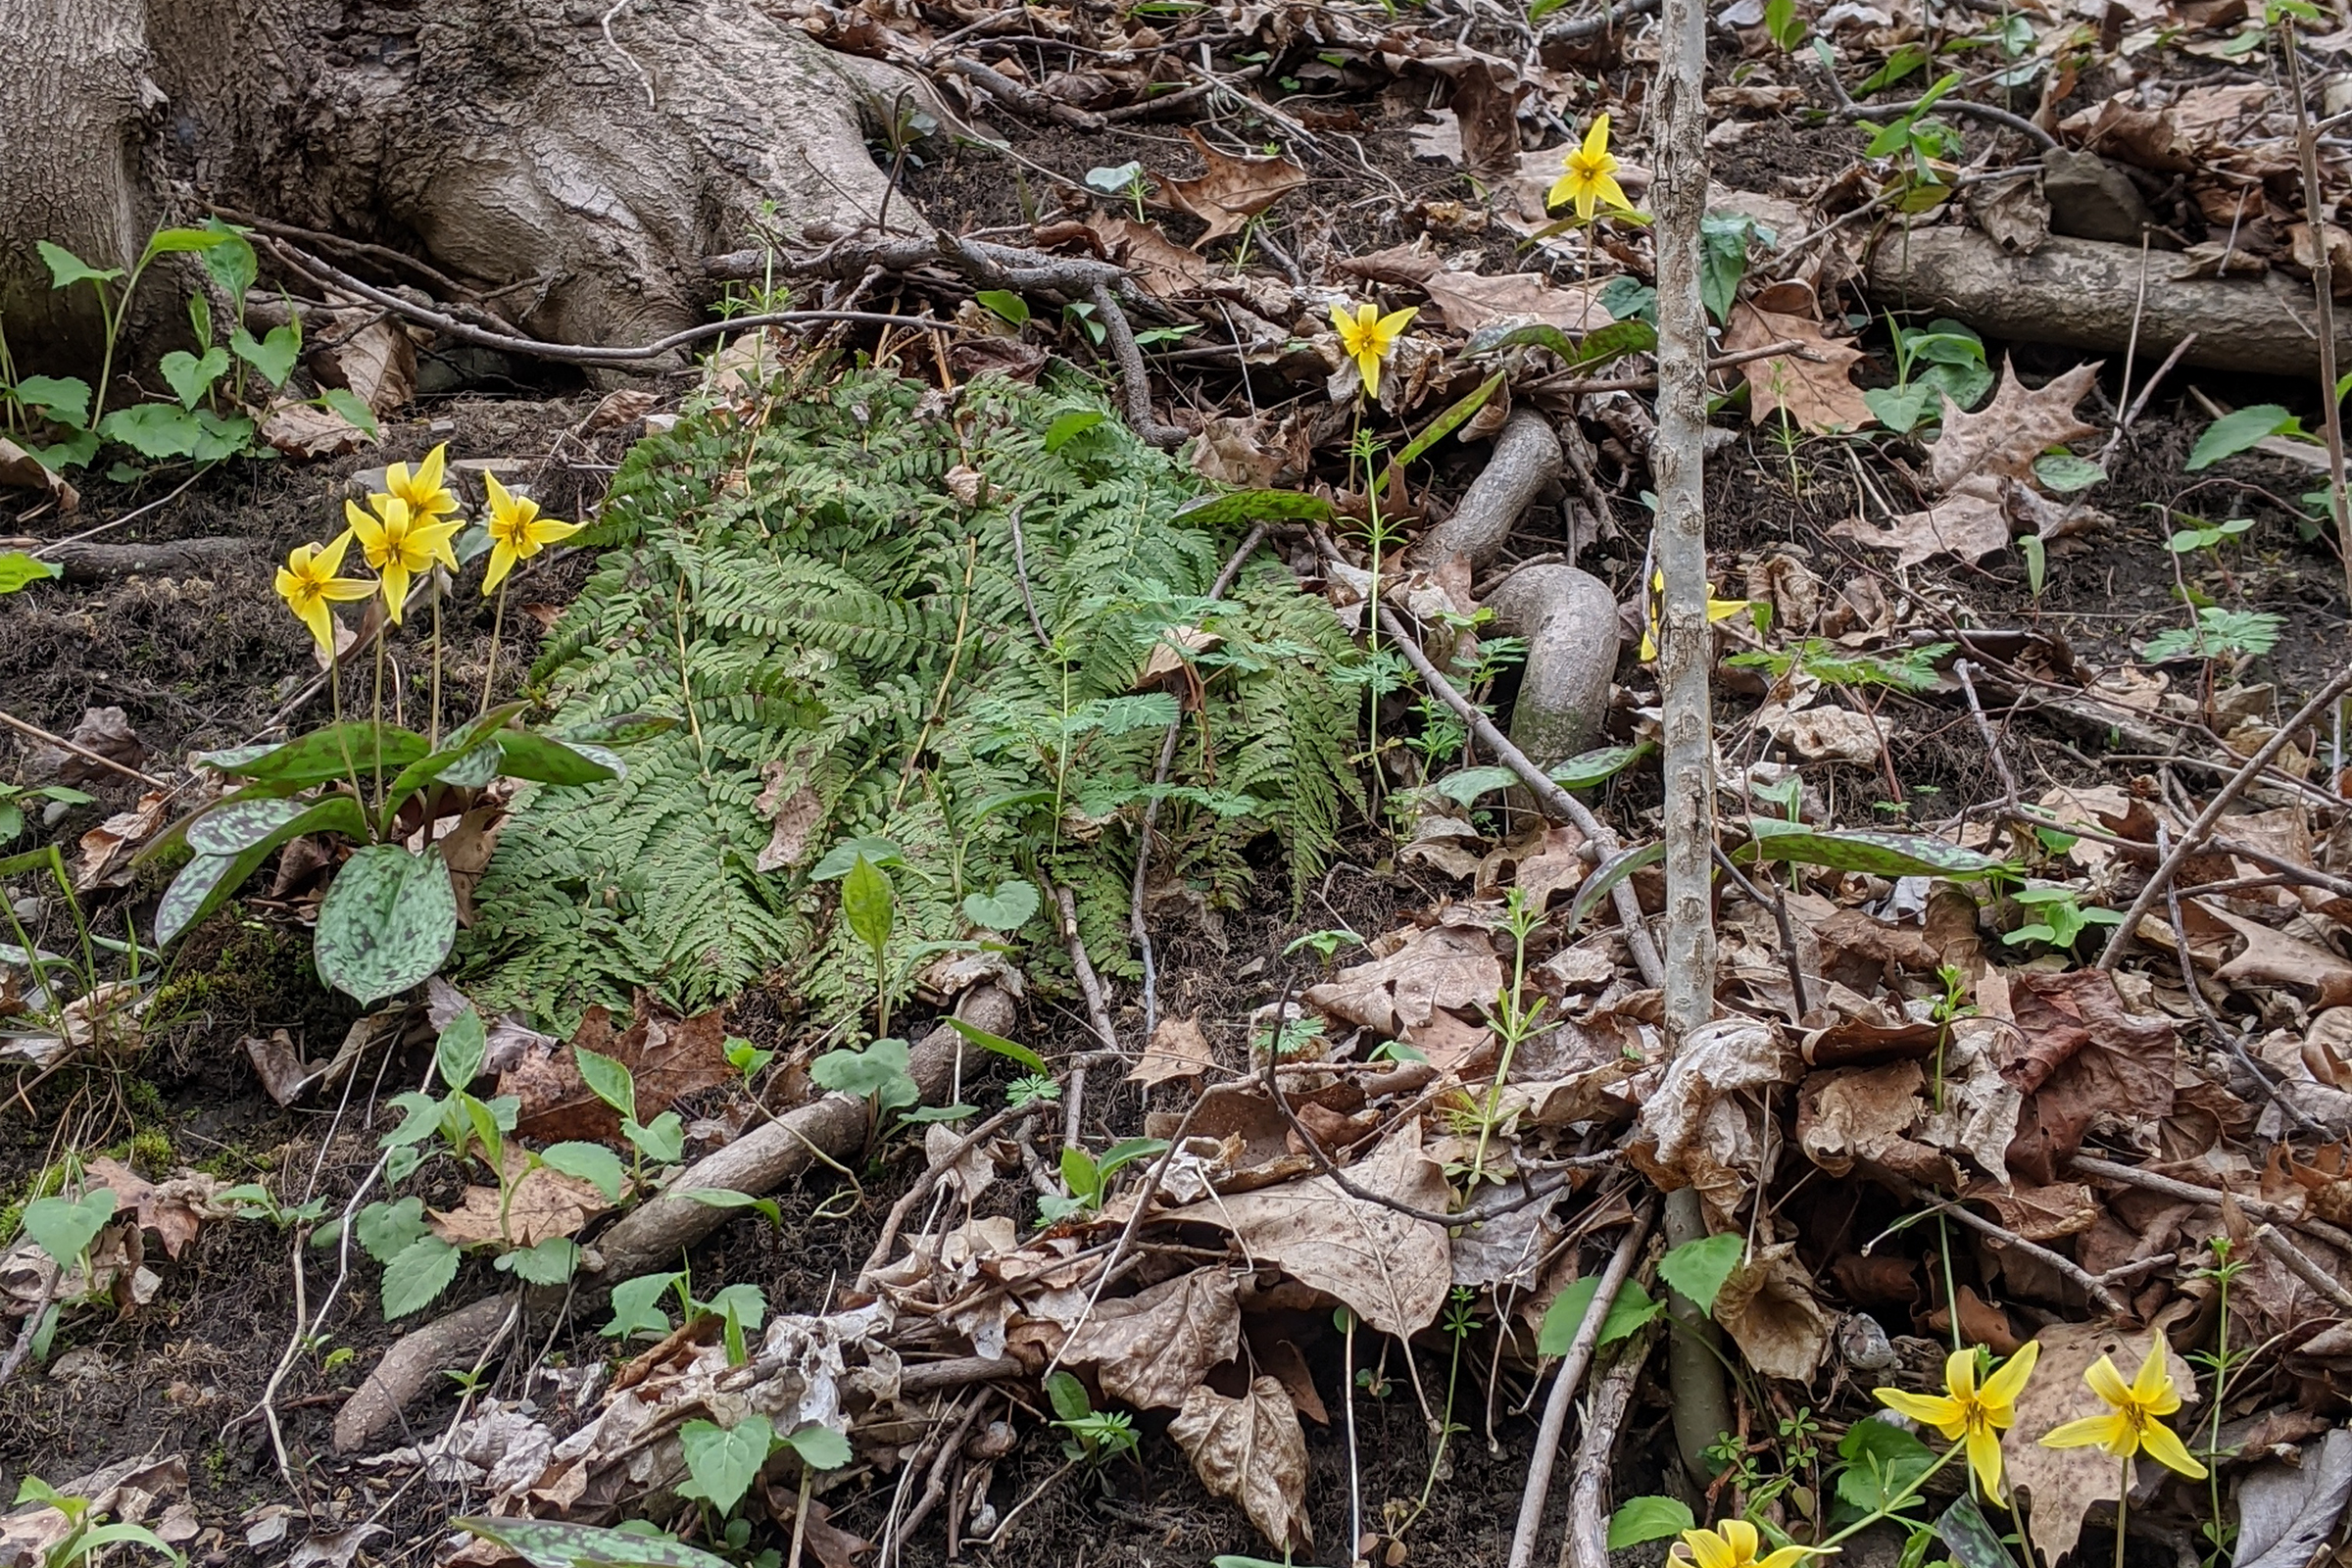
[
  {"xmin": 344, "ymin": 499, "xmax": 385, "ymax": 554},
  {"xmin": 298, "ymin": 599, "xmax": 336, "ymax": 657},
  {"xmin": 1583, "ymin": 114, "xmax": 1610, "ymax": 162},
  {"xmin": 2082, "ymin": 1353, "xmax": 2132, "ymax": 1409},
  {"xmin": 1981, "ymin": 1340, "xmax": 2039, "ymax": 1412},
  {"xmin": 482, "ymin": 540, "xmax": 518, "ymax": 597},
  {"xmin": 1966, "ymin": 1422, "xmax": 2006, "ymax": 1496},
  {"xmin": 416, "ymin": 442, "xmax": 446, "ymax": 497},
  {"xmin": 2040, "ymin": 1413, "xmax": 2129, "ymax": 1453},
  {"xmin": 1720, "ymin": 1520, "xmax": 1761, "ymax": 1564},
  {"xmin": 1759, "ymin": 1547, "xmax": 1833, "ymax": 1568},
  {"xmin": 1592, "ymin": 172, "xmax": 1633, "ymax": 214},
  {"xmin": 1876, "ymin": 1388, "xmax": 1966, "ymax": 1440},
  {"xmin": 525, "ymin": 515, "xmax": 581, "ymax": 550},
  {"xmin": 1681, "ymin": 1528, "xmax": 1737, "ymax": 1568},
  {"xmin": 2135, "ymin": 1415, "xmax": 2208, "ymax": 1480},
  {"xmin": 1944, "ymin": 1348, "xmax": 1979, "ymax": 1403},
  {"xmin": 2131, "ymin": 1337, "xmax": 2179, "ymax": 1410},
  {"xmin": 379, "ymin": 561, "xmax": 411, "ymax": 621}
]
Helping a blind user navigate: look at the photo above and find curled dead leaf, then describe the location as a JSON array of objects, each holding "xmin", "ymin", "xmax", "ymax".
[{"xmin": 1167, "ymin": 1375, "xmax": 1311, "ymax": 1551}]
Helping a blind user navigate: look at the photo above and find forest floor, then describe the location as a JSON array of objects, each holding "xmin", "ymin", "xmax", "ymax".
[{"xmin": 4, "ymin": 0, "xmax": 2352, "ymax": 1565}]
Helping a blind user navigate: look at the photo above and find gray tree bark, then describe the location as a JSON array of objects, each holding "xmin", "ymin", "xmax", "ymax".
[{"xmin": 2, "ymin": 0, "xmax": 920, "ymax": 373}]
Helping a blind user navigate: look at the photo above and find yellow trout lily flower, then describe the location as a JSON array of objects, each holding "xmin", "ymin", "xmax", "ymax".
[
  {"xmin": 344, "ymin": 494, "xmax": 462, "ymax": 622},
  {"xmin": 480, "ymin": 472, "xmax": 581, "ymax": 594},
  {"xmin": 2038, "ymin": 1335, "xmax": 2207, "ymax": 1479},
  {"xmin": 1672, "ymin": 1520, "xmax": 1831, "ymax": 1568},
  {"xmin": 1549, "ymin": 115, "xmax": 1634, "ymax": 221},
  {"xmin": 1639, "ymin": 567, "xmax": 1754, "ymax": 661},
  {"xmin": 1331, "ymin": 300, "xmax": 1417, "ymax": 402},
  {"xmin": 274, "ymin": 533, "xmax": 374, "ymax": 657},
  {"xmin": 381, "ymin": 443, "xmax": 461, "ymax": 527},
  {"xmin": 1877, "ymin": 1342, "xmax": 2039, "ymax": 1496}
]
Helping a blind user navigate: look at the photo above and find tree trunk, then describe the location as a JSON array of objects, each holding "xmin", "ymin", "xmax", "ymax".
[{"xmin": 2, "ymin": 0, "xmax": 921, "ymax": 374}]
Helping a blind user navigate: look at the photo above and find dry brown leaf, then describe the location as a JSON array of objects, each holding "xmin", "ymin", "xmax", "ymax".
[
  {"xmin": 1833, "ymin": 483, "xmax": 2013, "ymax": 568},
  {"xmin": 1168, "ymin": 1375, "xmax": 1311, "ymax": 1551},
  {"xmin": 1303, "ymin": 923, "xmax": 1501, "ymax": 1039},
  {"xmin": 502, "ymin": 994, "xmax": 732, "ymax": 1144},
  {"xmin": 1167, "ymin": 1122, "xmax": 1451, "ymax": 1336},
  {"xmin": 74, "ymin": 790, "xmax": 170, "ymax": 893},
  {"xmin": 2004, "ymin": 969, "xmax": 2179, "ymax": 1185},
  {"xmin": 244, "ymin": 1030, "xmax": 326, "ymax": 1106},
  {"xmin": 1083, "ymin": 212, "xmax": 1211, "ymax": 297},
  {"xmin": 1630, "ymin": 1016, "xmax": 1798, "ymax": 1229},
  {"xmin": 1418, "ymin": 271, "xmax": 1614, "ymax": 335},
  {"xmin": 259, "ymin": 400, "xmax": 373, "ymax": 458},
  {"xmin": 2206, "ymin": 905, "xmax": 2352, "ymax": 1006},
  {"xmin": 2005, "ymin": 1321, "xmax": 2199, "ymax": 1566},
  {"xmin": 428, "ymin": 1151, "xmax": 612, "ymax": 1247},
  {"xmin": 317, "ymin": 317, "xmax": 416, "ymax": 417},
  {"xmin": 0, "ymin": 436, "xmax": 77, "ymax": 512},
  {"xmin": 84, "ymin": 1158, "xmax": 228, "ymax": 1260},
  {"xmin": 1158, "ymin": 130, "xmax": 1308, "ymax": 243},
  {"xmin": 1795, "ymin": 1061, "xmax": 1932, "ymax": 1178},
  {"xmin": 33, "ymin": 707, "xmax": 143, "ymax": 786},
  {"xmin": 1714, "ymin": 1242, "xmax": 1832, "ymax": 1381},
  {"xmin": 1761, "ymin": 702, "xmax": 1892, "ymax": 762},
  {"xmin": 1930, "ymin": 359, "xmax": 2101, "ymax": 493},
  {"xmin": 1130, "ymin": 1015, "xmax": 1214, "ymax": 1087},
  {"xmin": 1062, "ymin": 1267, "xmax": 1240, "ymax": 1408},
  {"xmin": 1963, "ymin": 1178, "xmax": 2099, "ymax": 1241},
  {"xmin": 754, "ymin": 760, "xmax": 822, "ymax": 874},
  {"xmin": 1727, "ymin": 304, "xmax": 1872, "ymax": 434}
]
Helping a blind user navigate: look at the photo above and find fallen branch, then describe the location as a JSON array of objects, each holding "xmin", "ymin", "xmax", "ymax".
[
  {"xmin": 1506, "ymin": 1202, "xmax": 1652, "ymax": 1568},
  {"xmin": 18, "ymin": 535, "xmax": 254, "ymax": 583},
  {"xmin": 0, "ymin": 709, "xmax": 170, "ymax": 789},
  {"xmin": 2071, "ymin": 1153, "xmax": 2352, "ymax": 1255},
  {"xmin": 1560, "ymin": 1321, "xmax": 1661, "ymax": 1568},
  {"xmin": 2253, "ymin": 1222, "xmax": 2352, "ymax": 1311},
  {"xmin": 1898, "ymin": 1179, "xmax": 2129, "ymax": 1315}
]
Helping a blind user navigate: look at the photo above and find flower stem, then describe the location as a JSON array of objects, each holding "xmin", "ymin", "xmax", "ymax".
[
  {"xmin": 428, "ymin": 570, "xmax": 443, "ymax": 751},
  {"xmin": 2116, "ymin": 1457, "xmax": 2130, "ymax": 1568},
  {"xmin": 479, "ymin": 582, "xmax": 507, "ymax": 716},
  {"xmin": 1816, "ymin": 1443, "xmax": 1964, "ymax": 1550}
]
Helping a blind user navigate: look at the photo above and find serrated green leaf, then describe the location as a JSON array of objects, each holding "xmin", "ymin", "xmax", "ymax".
[
  {"xmin": 574, "ymin": 1046, "xmax": 637, "ymax": 1120},
  {"xmin": 455, "ymin": 1516, "xmax": 736, "ymax": 1568},
  {"xmin": 313, "ymin": 845, "xmax": 459, "ymax": 1004},
  {"xmin": 1742, "ymin": 823, "xmax": 2014, "ymax": 879},
  {"xmin": 960, "ymin": 879, "xmax": 1040, "ymax": 931},
  {"xmin": 21, "ymin": 1191, "xmax": 116, "ymax": 1267},
  {"xmin": 1536, "ymin": 1275, "xmax": 1662, "ymax": 1357},
  {"xmin": 2187, "ymin": 404, "xmax": 2298, "ymax": 470},
  {"xmin": 98, "ymin": 404, "xmax": 200, "ymax": 460},
  {"xmin": 1657, "ymin": 1233, "xmax": 1744, "ymax": 1314},
  {"xmin": 781, "ymin": 1424, "xmax": 853, "ymax": 1470},
  {"xmin": 842, "ymin": 855, "xmax": 895, "ymax": 954},
  {"xmin": 1045, "ymin": 410, "xmax": 1107, "ymax": 452},
  {"xmin": 497, "ymin": 1237, "xmax": 583, "ymax": 1285},
  {"xmin": 808, "ymin": 836, "xmax": 905, "ymax": 880},
  {"xmin": 809, "ymin": 1038, "xmax": 916, "ymax": 1110},
  {"xmin": 623, "ymin": 1111, "xmax": 684, "ymax": 1164},
  {"xmin": 540, "ymin": 1142, "xmax": 626, "ymax": 1202},
  {"xmin": 200, "ymin": 223, "xmax": 260, "ymax": 304},
  {"xmin": 1606, "ymin": 1496, "xmax": 1696, "ymax": 1549},
  {"xmin": 0, "ymin": 554, "xmax": 63, "ymax": 596},
  {"xmin": 355, "ymin": 1197, "xmax": 431, "ymax": 1265},
  {"xmin": 1172, "ymin": 489, "xmax": 1337, "ymax": 528},
  {"xmin": 230, "ymin": 323, "xmax": 301, "ymax": 389},
  {"xmin": 159, "ymin": 346, "xmax": 230, "ymax": 411},
  {"xmin": 945, "ymin": 1016, "xmax": 1050, "ymax": 1074},
  {"xmin": 380, "ymin": 1235, "xmax": 461, "ymax": 1318},
  {"xmin": 435, "ymin": 1006, "xmax": 486, "ymax": 1090},
  {"xmin": 678, "ymin": 1412, "xmax": 774, "ymax": 1513},
  {"xmin": 13, "ymin": 376, "xmax": 90, "ymax": 428},
  {"xmin": 605, "ymin": 1272, "xmax": 682, "ymax": 1339}
]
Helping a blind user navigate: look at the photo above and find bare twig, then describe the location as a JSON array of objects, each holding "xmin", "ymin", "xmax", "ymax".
[
  {"xmin": 1900, "ymin": 1180, "xmax": 2130, "ymax": 1314},
  {"xmin": 1506, "ymin": 1202, "xmax": 1652, "ymax": 1568},
  {"xmin": 261, "ymin": 236, "xmax": 945, "ymax": 367},
  {"xmin": 1954, "ymin": 660, "xmax": 2019, "ymax": 808},
  {"xmin": 1711, "ymin": 845, "xmax": 1809, "ymax": 1018},
  {"xmin": 2071, "ymin": 1153, "xmax": 2352, "ymax": 1256},
  {"xmin": 27, "ymin": 468, "xmax": 208, "ymax": 560},
  {"xmin": 1560, "ymin": 1321, "xmax": 1662, "ymax": 1568},
  {"xmin": 0, "ymin": 1265, "xmax": 62, "ymax": 1395},
  {"xmin": 2254, "ymin": 1222, "xmax": 2352, "ymax": 1310},
  {"xmin": 2096, "ymin": 662, "xmax": 2352, "ymax": 969},
  {"xmin": 1088, "ymin": 283, "xmax": 1188, "ymax": 449},
  {"xmin": 1005, "ymin": 505, "xmax": 1052, "ymax": 651},
  {"xmin": 857, "ymin": 1102, "xmax": 1039, "ymax": 1291},
  {"xmin": 0, "ymin": 710, "xmax": 170, "ymax": 789},
  {"xmin": 1054, "ymin": 883, "xmax": 1120, "ymax": 1152},
  {"xmin": 2282, "ymin": 20, "xmax": 2352, "ymax": 608}
]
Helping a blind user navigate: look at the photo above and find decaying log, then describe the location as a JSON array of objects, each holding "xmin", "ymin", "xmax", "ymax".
[{"xmin": 1867, "ymin": 227, "xmax": 2352, "ymax": 378}]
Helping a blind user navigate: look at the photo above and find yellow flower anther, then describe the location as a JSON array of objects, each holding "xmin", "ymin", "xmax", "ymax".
[
  {"xmin": 273, "ymin": 532, "xmax": 375, "ymax": 657},
  {"xmin": 480, "ymin": 472, "xmax": 581, "ymax": 596}
]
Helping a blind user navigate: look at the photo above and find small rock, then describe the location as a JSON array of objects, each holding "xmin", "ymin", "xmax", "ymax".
[
  {"xmin": 2042, "ymin": 148, "xmax": 2154, "ymax": 244},
  {"xmin": 343, "ymin": 466, "xmax": 387, "ymax": 501}
]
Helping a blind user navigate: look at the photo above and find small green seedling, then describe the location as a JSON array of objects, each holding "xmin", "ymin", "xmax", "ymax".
[
  {"xmin": 1038, "ymin": 1138, "xmax": 1167, "ymax": 1226},
  {"xmin": 15, "ymin": 1475, "xmax": 184, "ymax": 1567},
  {"xmin": 2002, "ymin": 886, "xmax": 2125, "ymax": 950},
  {"xmin": 1045, "ymin": 1369, "xmax": 1141, "ymax": 1475}
]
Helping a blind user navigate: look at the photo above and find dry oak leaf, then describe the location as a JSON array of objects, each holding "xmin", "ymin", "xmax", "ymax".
[
  {"xmin": 1928, "ymin": 358, "xmax": 2100, "ymax": 493},
  {"xmin": 74, "ymin": 790, "xmax": 170, "ymax": 893},
  {"xmin": 259, "ymin": 400, "xmax": 373, "ymax": 459},
  {"xmin": 1727, "ymin": 303, "xmax": 1872, "ymax": 434},
  {"xmin": 2003, "ymin": 1320, "xmax": 2198, "ymax": 1567},
  {"xmin": 1168, "ymin": 1375, "xmax": 1312, "ymax": 1551},
  {"xmin": 1713, "ymin": 1241, "xmax": 1833, "ymax": 1381},
  {"xmin": 1833, "ymin": 483, "xmax": 2012, "ymax": 568},
  {"xmin": 1083, "ymin": 212, "xmax": 1210, "ymax": 298},
  {"xmin": 428, "ymin": 1152, "xmax": 612, "ymax": 1249},
  {"xmin": 1962, "ymin": 1178, "xmax": 2099, "ymax": 1241},
  {"xmin": 2205, "ymin": 904, "xmax": 2352, "ymax": 1006},
  {"xmin": 1303, "ymin": 922, "xmax": 1502, "ymax": 1038},
  {"xmin": 1418, "ymin": 271, "xmax": 1615, "ymax": 336},
  {"xmin": 1061, "ymin": 1267, "xmax": 1241, "ymax": 1408},
  {"xmin": 1130, "ymin": 1015, "xmax": 1215, "ymax": 1087},
  {"xmin": 501, "ymin": 994, "xmax": 732, "ymax": 1144},
  {"xmin": 84, "ymin": 1157, "xmax": 229, "ymax": 1260},
  {"xmin": 1165, "ymin": 1120, "xmax": 1452, "ymax": 1337},
  {"xmin": 1159, "ymin": 129, "xmax": 1308, "ymax": 243}
]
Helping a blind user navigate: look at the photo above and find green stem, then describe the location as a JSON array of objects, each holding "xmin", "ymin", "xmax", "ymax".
[
  {"xmin": 479, "ymin": 581, "xmax": 507, "ymax": 715},
  {"xmin": 428, "ymin": 570, "xmax": 443, "ymax": 751},
  {"xmin": 1814, "ymin": 1443, "xmax": 1965, "ymax": 1551},
  {"xmin": 2116, "ymin": 1457, "xmax": 2130, "ymax": 1568}
]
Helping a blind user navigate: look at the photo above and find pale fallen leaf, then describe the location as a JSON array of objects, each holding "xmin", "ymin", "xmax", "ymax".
[
  {"xmin": 2004, "ymin": 1320, "xmax": 2197, "ymax": 1567},
  {"xmin": 922, "ymin": 1120, "xmax": 994, "ymax": 1202},
  {"xmin": 1407, "ymin": 109, "xmax": 1464, "ymax": 164},
  {"xmin": 318, "ymin": 316, "xmax": 416, "ymax": 417},
  {"xmin": 260, "ymin": 400, "xmax": 372, "ymax": 459},
  {"xmin": 1159, "ymin": 129, "xmax": 1308, "ymax": 243},
  {"xmin": 85, "ymin": 1158, "xmax": 231, "ymax": 1260},
  {"xmin": 34, "ymin": 706, "xmax": 144, "ymax": 786},
  {"xmin": 1760, "ymin": 702, "xmax": 1892, "ymax": 763},
  {"xmin": 1629, "ymin": 1015, "xmax": 1798, "ymax": 1229},
  {"xmin": 1714, "ymin": 1242, "xmax": 1832, "ymax": 1381},
  {"xmin": 1130, "ymin": 1015, "xmax": 1214, "ymax": 1087},
  {"xmin": 1419, "ymin": 271, "xmax": 1615, "ymax": 336},
  {"xmin": 1083, "ymin": 212, "xmax": 1211, "ymax": 298},
  {"xmin": 1929, "ymin": 359, "xmax": 2101, "ymax": 493},
  {"xmin": 2207, "ymin": 904, "xmax": 2352, "ymax": 1005},
  {"xmin": 1833, "ymin": 481, "xmax": 2013, "ymax": 568},
  {"xmin": 1167, "ymin": 1122, "xmax": 1452, "ymax": 1336},
  {"xmin": 0, "ymin": 437, "xmax": 77, "ymax": 512},
  {"xmin": 1168, "ymin": 1375, "xmax": 1311, "ymax": 1551},
  {"xmin": 428, "ymin": 1148, "xmax": 612, "ymax": 1247},
  {"xmin": 1303, "ymin": 923, "xmax": 1502, "ymax": 1038},
  {"xmin": 754, "ymin": 759, "xmax": 823, "ymax": 873},
  {"xmin": 1062, "ymin": 1267, "xmax": 1240, "ymax": 1408},
  {"xmin": 1727, "ymin": 304, "xmax": 1873, "ymax": 434},
  {"xmin": 74, "ymin": 791, "xmax": 170, "ymax": 893}
]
